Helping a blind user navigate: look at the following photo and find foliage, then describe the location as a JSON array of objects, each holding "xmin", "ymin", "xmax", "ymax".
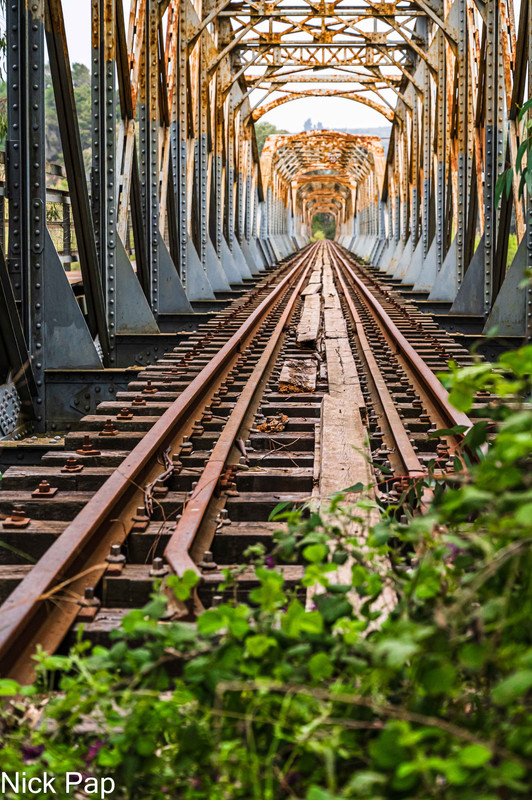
[
  {"xmin": 496, "ymin": 98, "xmax": 532, "ymax": 205},
  {"xmin": 2, "ymin": 345, "xmax": 532, "ymax": 798},
  {"xmin": 0, "ymin": 62, "xmax": 92, "ymax": 164},
  {"xmin": 312, "ymin": 212, "xmax": 336, "ymax": 240},
  {"xmin": 254, "ymin": 121, "xmax": 289, "ymax": 155},
  {"xmin": 45, "ymin": 63, "xmax": 93, "ymax": 170}
]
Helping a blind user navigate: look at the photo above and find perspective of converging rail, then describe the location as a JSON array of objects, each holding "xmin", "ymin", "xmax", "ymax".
[{"xmin": 0, "ymin": 0, "xmax": 531, "ymax": 685}]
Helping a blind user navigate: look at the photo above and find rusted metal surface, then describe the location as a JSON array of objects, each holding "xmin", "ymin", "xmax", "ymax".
[
  {"xmin": 331, "ymin": 258, "xmax": 427, "ymax": 479},
  {"xmin": 0, "ymin": 240, "xmax": 484, "ymax": 681},
  {"xmin": 164, "ymin": 245, "xmax": 319, "ymax": 577},
  {"xmin": 329, "ymin": 242, "xmax": 473, "ymax": 433},
  {"xmin": 0, "ymin": 248, "xmax": 312, "ymax": 681}
]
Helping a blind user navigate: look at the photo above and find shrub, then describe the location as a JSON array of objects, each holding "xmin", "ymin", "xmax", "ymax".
[{"xmin": 1, "ymin": 345, "xmax": 532, "ymax": 799}]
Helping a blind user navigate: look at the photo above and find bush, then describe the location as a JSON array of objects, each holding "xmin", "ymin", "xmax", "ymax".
[{"xmin": 2, "ymin": 345, "xmax": 532, "ymax": 799}]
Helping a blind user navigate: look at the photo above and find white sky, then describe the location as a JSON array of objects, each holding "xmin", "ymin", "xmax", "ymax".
[{"xmin": 60, "ymin": 0, "xmax": 388, "ymax": 133}]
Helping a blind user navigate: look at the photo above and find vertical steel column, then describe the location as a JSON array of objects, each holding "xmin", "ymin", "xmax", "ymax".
[
  {"xmin": 139, "ymin": 0, "xmax": 160, "ymax": 312},
  {"xmin": 252, "ymin": 168, "xmax": 259, "ymax": 240},
  {"xmin": 435, "ymin": 32, "xmax": 446, "ymax": 270},
  {"xmin": 177, "ymin": 1, "xmax": 188, "ymax": 286},
  {"xmin": 245, "ymin": 144, "xmax": 253, "ymax": 242},
  {"xmin": 226, "ymin": 90, "xmax": 235, "ymax": 250},
  {"xmin": 411, "ymin": 95, "xmax": 419, "ymax": 248},
  {"xmin": 198, "ymin": 36, "xmax": 209, "ymax": 269},
  {"xmin": 393, "ymin": 130, "xmax": 401, "ymax": 243},
  {"xmin": 484, "ymin": 0, "xmax": 504, "ymax": 314},
  {"xmin": 6, "ymin": 0, "xmax": 45, "ymax": 420},
  {"xmin": 91, "ymin": 0, "xmax": 117, "ymax": 362},
  {"xmin": 422, "ymin": 57, "xmax": 431, "ymax": 258},
  {"xmin": 455, "ymin": 0, "xmax": 468, "ymax": 285},
  {"xmin": 214, "ymin": 72, "xmax": 224, "ymax": 258},
  {"xmin": 402, "ymin": 114, "xmax": 409, "ymax": 243},
  {"xmin": 237, "ymin": 117, "xmax": 245, "ymax": 242}
]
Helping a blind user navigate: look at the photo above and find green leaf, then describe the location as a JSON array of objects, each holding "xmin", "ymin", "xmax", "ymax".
[
  {"xmin": 332, "ymin": 482, "xmax": 364, "ymax": 495},
  {"xmin": 495, "ymin": 167, "xmax": 512, "ymax": 205},
  {"xmin": 458, "ymin": 744, "xmax": 492, "ymax": 768},
  {"xmin": 245, "ymin": 634, "xmax": 277, "ymax": 658},
  {"xmin": 197, "ymin": 605, "xmax": 250, "ymax": 639},
  {"xmin": 308, "ymin": 652, "xmax": 334, "ymax": 681},
  {"xmin": 369, "ymin": 725, "xmax": 409, "ymax": 768},
  {"xmin": 249, "ymin": 567, "xmax": 286, "ymax": 611},
  {"xmin": 167, "ymin": 570, "xmax": 200, "ymax": 601},
  {"xmin": 428, "ymin": 425, "xmax": 468, "ymax": 439},
  {"xmin": 515, "ymin": 139, "xmax": 528, "ymax": 173},
  {"xmin": 449, "ymin": 387, "xmax": 474, "ymax": 413},
  {"xmin": 307, "ymin": 788, "xmax": 343, "ymax": 800},
  {"xmin": 517, "ymin": 97, "xmax": 532, "ymax": 122},
  {"xmin": 0, "ymin": 679, "xmax": 20, "ymax": 696},
  {"xmin": 421, "ymin": 663, "xmax": 456, "ymax": 695},
  {"xmin": 303, "ymin": 543, "xmax": 328, "ymax": 563},
  {"xmin": 462, "ymin": 421, "xmax": 488, "ymax": 451},
  {"xmin": 281, "ymin": 599, "xmax": 323, "ymax": 637},
  {"xmin": 414, "ymin": 574, "xmax": 440, "ymax": 599},
  {"xmin": 492, "ymin": 670, "xmax": 532, "ymax": 705},
  {"xmin": 315, "ymin": 594, "xmax": 352, "ymax": 624},
  {"xmin": 515, "ymin": 502, "xmax": 532, "ymax": 526},
  {"xmin": 458, "ymin": 643, "xmax": 488, "ymax": 671},
  {"xmin": 197, "ymin": 608, "xmax": 226, "ymax": 636},
  {"xmin": 268, "ymin": 500, "xmax": 295, "ymax": 520},
  {"xmin": 136, "ymin": 736, "xmax": 157, "ymax": 757},
  {"xmin": 374, "ymin": 638, "xmax": 419, "ymax": 668}
]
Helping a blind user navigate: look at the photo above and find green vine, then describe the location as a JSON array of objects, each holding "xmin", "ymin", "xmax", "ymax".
[{"xmin": 1, "ymin": 345, "xmax": 532, "ymax": 799}]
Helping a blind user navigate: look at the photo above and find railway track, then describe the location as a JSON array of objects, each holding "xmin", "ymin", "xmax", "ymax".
[{"xmin": 0, "ymin": 241, "xmax": 477, "ymax": 683}]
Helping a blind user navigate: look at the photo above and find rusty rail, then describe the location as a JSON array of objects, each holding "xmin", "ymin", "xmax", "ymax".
[
  {"xmin": 165, "ymin": 246, "xmax": 319, "ymax": 578},
  {"xmin": 0, "ymin": 244, "xmax": 318, "ymax": 682},
  {"xmin": 331, "ymin": 256, "xmax": 427, "ymax": 479},
  {"xmin": 328, "ymin": 241, "xmax": 473, "ymax": 435}
]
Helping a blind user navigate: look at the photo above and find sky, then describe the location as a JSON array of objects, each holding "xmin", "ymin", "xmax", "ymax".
[{"xmin": 60, "ymin": 0, "xmax": 389, "ymax": 133}]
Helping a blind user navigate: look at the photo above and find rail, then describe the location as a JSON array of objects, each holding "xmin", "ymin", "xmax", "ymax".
[
  {"xmin": 328, "ymin": 241, "xmax": 472, "ymax": 434},
  {"xmin": 0, "ymin": 244, "xmax": 318, "ymax": 682}
]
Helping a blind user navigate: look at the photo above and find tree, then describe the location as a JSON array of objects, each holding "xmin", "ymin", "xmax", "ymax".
[
  {"xmin": 303, "ymin": 117, "xmax": 312, "ymax": 131},
  {"xmin": 44, "ymin": 63, "xmax": 92, "ymax": 170},
  {"xmin": 254, "ymin": 121, "xmax": 288, "ymax": 154},
  {"xmin": 312, "ymin": 212, "xmax": 336, "ymax": 239}
]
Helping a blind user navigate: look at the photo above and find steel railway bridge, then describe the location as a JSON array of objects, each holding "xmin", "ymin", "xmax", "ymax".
[{"xmin": 0, "ymin": 0, "xmax": 531, "ymax": 436}]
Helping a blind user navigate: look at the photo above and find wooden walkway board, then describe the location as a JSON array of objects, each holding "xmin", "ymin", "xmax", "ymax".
[
  {"xmin": 297, "ymin": 265, "xmax": 323, "ymax": 347},
  {"xmin": 319, "ymin": 394, "xmax": 372, "ymax": 497},
  {"xmin": 279, "ymin": 359, "xmax": 317, "ymax": 392},
  {"xmin": 318, "ymin": 256, "xmax": 371, "ymax": 497},
  {"xmin": 297, "ymin": 294, "xmax": 322, "ymax": 347},
  {"xmin": 312, "ymin": 254, "xmax": 395, "ymax": 619}
]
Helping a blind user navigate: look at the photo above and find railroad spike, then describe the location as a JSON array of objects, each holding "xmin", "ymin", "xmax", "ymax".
[
  {"xmin": 61, "ymin": 457, "xmax": 84, "ymax": 473},
  {"xmin": 99, "ymin": 419, "xmax": 120, "ymax": 437},
  {"xmin": 149, "ymin": 557, "xmax": 169, "ymax": 578},
  {"xmin": 198, "ymin": 551, "xmax": 217, "ymax": 572},
  {"xmin": 2, "ymin": 508, "xmax": 31, "ymax": 529},
  {"xmin": 76, "ymin": 436, "xmax": 101, "ymax": 456},
  {"xmin": 32, "ymin": 480, "xmax": 58, "ymax": 498}
]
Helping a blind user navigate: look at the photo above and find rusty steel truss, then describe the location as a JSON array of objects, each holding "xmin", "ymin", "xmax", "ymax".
[{"xmin": 0, "ymin": 0, "xmax": 531, "ymax": 435}]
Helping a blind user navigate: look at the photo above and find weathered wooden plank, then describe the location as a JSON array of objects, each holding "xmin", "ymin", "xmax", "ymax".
[
  {"xmin": 301, "ymin": 282, "xmax": 321, "ymax": 296},
  {"xmin": 297, "ymin": 293, "xmax": 322, "ymax": 347},
  {"xmin": 278, "ymin": 358, "xmax": 317, "ymax": 392},
  {"xmin": 324, "ymin": 338, "xmax": 365, "ymax": 409},
  {"xmin": 311, "ymin": 255, "xmax": 395, "ymax": 618}
]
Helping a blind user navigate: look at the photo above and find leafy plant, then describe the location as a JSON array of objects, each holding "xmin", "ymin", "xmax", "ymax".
[
  {"xmin": 495, "ymin": 98, "xmax": 532, "ymax": 205},
  {"xmin": 1, "ymin": 345, "xmax": 532, "ymax": 798}
]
